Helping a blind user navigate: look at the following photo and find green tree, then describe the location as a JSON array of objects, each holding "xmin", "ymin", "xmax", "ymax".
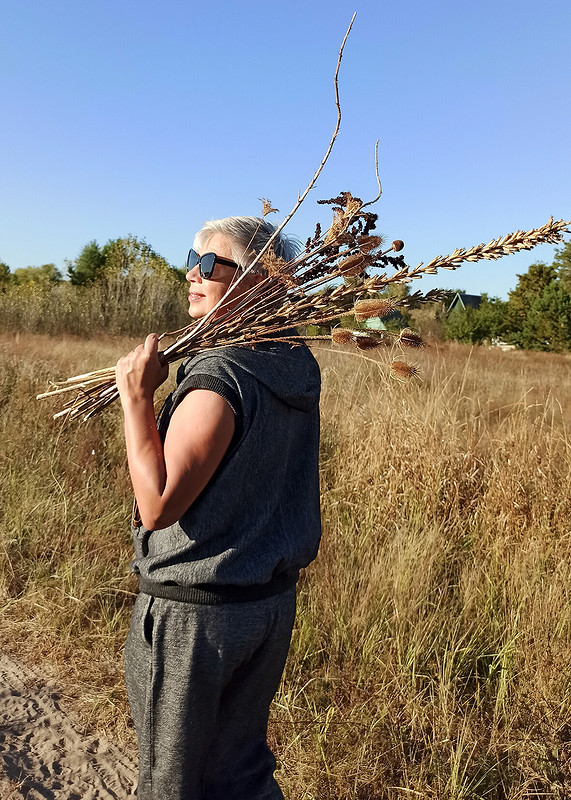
[
  {"xmin": 67, "ymin": 240, "xmax": 106, "ymax": 285},
  {"xmin": 12, "ymin": 263, "xmax": 62, "ymax": 285},
  {"xmin": 101, "ymin": 236, "xmax": 172, "ymax": 278},
  {"xmin": 0, "ymin": 261, "xmax": 11, "ymax": 285},
  {"xmin": 553, "ymin": 239, "xmax": 571, "ymax": 294},
  {"xmin": 88, "ymin": 236, "xmax": 186, "ymax": 332},
  {"xmin": 444, "ymin": 294, "xmax": 508, "ymax": 344},
  {"xmin": 523, "ymin": 281, "xmax": 571, "ymax": 352},
  {"xmin": 477, "ymin": 295, "xmax": 509, "ymax": 339},
  {"xmin": 443, "ymin": 306, "xmax": 480, "ymax": 343},
  {"xmin": 505, "ymin": 262, "xmax": 557, "ymax": 346}
]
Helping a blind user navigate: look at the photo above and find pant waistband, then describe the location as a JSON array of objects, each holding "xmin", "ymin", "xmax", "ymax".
[{"xmin": 138, "ymin": 571, "xmax": 298, "ymax": 605}]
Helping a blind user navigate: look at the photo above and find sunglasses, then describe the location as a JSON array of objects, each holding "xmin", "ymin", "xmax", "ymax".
[{"xmin": 186, "ymin": 248, "xmax": 240, "ymax": 280}]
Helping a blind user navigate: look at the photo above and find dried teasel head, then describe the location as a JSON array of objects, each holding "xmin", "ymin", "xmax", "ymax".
[
  {"xmin": 354, "ymin": 298, "xmax": 397, "ymax": 321},
  {"xmin": 358, "ymin": 235, "xmax": 384, "ymax": 253},
  {"xmin": 354, "ymin": 334, "xmax": 381, "ymax": 350},
  {"xmin": 337, "ymin": 253, "xmax": 373, "ymax": 276},
  {"xmin": 390, "ymin": 360, "xmax": 421, "ymax": 382},
  {"xmin": 397, "ymin": 327, "xmax": 424, "ymax": 348},
  {"xmin": 331, "ymin": 328, "xmax": 354, "ymax": 345},
  {"xmin": 392, "ymin": 240, "xmax": 404, "ymax": 252}
]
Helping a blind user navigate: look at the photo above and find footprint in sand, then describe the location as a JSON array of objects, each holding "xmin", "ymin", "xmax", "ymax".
[{"xmin": 0, "ymin": 651, "xmax": 137, "ymax": 799}]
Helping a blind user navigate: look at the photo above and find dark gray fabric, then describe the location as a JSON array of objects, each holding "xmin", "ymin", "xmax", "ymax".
[
  {"xmin": 125, "ymin": 340, "xmax": 321, "ymax": 797},
  {"xmin": 125, "ymin": 588, "xmax": 296, "ymax": 800},
  {"xmin": 130, "ymin": 341, "xmax": 321, "ymax": 591}
]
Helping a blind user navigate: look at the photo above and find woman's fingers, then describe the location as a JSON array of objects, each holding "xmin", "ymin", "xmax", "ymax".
[
  {"xmin": 144, "ymin": 333, "xmax": 159, "ymax": 355},
  {"xmin": 116, "ymin": 334, "xmax": 168, "ymax": 402}
]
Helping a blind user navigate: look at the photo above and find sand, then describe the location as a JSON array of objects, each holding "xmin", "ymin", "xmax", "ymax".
[{"xmin": 0, "ymin": 650, "xmax": 137, "ymax": 799}]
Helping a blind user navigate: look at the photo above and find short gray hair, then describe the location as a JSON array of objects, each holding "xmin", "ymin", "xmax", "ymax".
[{"xmin": 193, "ymin": 216, "xmax": 300, "ymax": 273}]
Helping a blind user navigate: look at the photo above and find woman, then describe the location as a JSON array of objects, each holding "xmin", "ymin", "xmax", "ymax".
[{"xmin": 116, "ymin": 217, "xmax": 321, "ymax": 800}]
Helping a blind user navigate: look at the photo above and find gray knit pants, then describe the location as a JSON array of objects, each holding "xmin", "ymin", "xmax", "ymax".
[{"xmin": 124, "ymin": 587, "xmax": 296, "ymax": 800}]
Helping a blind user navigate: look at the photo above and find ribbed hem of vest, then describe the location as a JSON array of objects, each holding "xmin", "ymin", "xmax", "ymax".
[{"xmin": 138, "ymin": 571, "xmax": 299, "ymax": 605}]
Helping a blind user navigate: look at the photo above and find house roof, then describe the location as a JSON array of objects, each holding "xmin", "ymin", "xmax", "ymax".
[{"xmin": 446, "ymin": 292, "xmax": 482, "ymax": 314}]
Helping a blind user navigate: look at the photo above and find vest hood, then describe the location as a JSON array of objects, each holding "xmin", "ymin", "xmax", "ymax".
[{"xmin": 176, "ymin": 341, "xmax": 320, "ymax": 413}]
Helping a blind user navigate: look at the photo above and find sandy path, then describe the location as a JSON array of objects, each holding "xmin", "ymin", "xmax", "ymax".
[{"xmin": 0, "ymin": 651, "xmax": 137, "ymax": 799}]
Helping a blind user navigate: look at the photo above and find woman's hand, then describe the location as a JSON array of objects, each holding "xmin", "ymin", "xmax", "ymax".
[{"xmin": 116, "ymin": 333, "xmax": 169, "ymax": 405}]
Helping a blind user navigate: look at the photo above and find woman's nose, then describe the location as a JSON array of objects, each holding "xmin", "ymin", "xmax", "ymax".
[{"xmin": 186, "ymin": 265, "xmax": 201, "ymax": 283}]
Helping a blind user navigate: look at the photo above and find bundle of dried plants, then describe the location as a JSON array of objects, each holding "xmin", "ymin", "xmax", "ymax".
[
  {"xmin": 37, "ymin": 15, "xmax": 570, "ymax": 422},
  {"xmin": 37, "ymin": 205, "xmax": 569, "ymax": 421}
]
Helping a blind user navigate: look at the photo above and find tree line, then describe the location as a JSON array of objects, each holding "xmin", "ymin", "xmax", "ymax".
[
  {"xmin": 441, "ymin": 239, "xmax": 571, "ymax": 351},
  {"xmin": 0, "ymin": 237, "xmax": 188, "ymax": 337},
  {"xmin": 1, "ymin": 236, "xmax": 570, "ymax": 350}
]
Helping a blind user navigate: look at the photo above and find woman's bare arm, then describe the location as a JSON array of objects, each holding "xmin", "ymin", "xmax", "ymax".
[{"xmin": 116, "ymin": 334, "xmax": 235, "ymax": 530}]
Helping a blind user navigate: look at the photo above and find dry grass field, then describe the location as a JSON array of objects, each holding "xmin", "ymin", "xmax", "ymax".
[{"xmin": 1, "ymin": 331, "xmax": 571, "ymax": 798}]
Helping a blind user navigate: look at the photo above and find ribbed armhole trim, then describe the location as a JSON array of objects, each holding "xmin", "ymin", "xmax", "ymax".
[{"xmin": 182, "ymin": 373, "xmax": 243, "ymax": 439}]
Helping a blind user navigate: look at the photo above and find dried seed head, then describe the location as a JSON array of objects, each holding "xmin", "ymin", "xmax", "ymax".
[
  {"xmin": 261, "ymin": 250, "xmax": 287, "ymax": 274},
  {"xmin": 324, "ymin": 209, "xmax": 348, "ymax": 245},
  {"xmin": 354, "ymin": 298, "xmax": 397, "ymax": 321},
  {"xmin": 324, "ymin": 194, "xmax": 362, "ymax": 244},
  {"xmin": 259, "ymin": 198, "xmax": 278, "ymax": 217},
  {"xmin": 344, "ymin": 196, "xmax": 362, "ymax": 217},
  {"xmin": 398, "ymin": 327, "xmax": 424, "ymax": 348},
  {"xmin": 358, "ymin": 235, "xmax": 384, "ymax": 253},
  {"xmin": 392, "ymin": 239, "xmax": 405, "ymax": 252},
  {"xmin": 338, "ymin": 253, "xmax": 371, "ymax": 276},
  {"xmin": 390, "ymin": 360, "xmax": 420, "ymax": 382},
  {"xmin": 354, "ymin": 334, "xmax": 380, "ymax": 350},
  {"xmin": 261, "ymin": 251, "xmax": 298, "ymax": 287},
  {"xmin": 331, "ymin": 328, "xmax": 354, "ymax": 345}
]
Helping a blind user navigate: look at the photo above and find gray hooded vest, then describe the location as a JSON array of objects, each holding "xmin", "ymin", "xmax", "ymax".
[{"xmin": 131, "ymin": 340, "xmax": 321, "ymax": 603}]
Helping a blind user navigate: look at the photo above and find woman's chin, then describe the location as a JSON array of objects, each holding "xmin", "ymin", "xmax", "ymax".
[{"xmin": 188, "ymin": 301, "xmax": 207, "ymax": 319}]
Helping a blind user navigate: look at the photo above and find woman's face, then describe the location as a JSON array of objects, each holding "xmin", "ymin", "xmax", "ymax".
[{"xmin": 186, "ymin": 233, "xmax": 258, "ymax": 320}]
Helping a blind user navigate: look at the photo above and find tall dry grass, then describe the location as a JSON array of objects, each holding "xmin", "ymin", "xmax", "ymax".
[
  {"xmin": 1, "ymin": 332, "xmax": 570, "ymax": 798},
  {"xmin": 0, "ymin": 275, "xmax": 188, "ymax": 337}
]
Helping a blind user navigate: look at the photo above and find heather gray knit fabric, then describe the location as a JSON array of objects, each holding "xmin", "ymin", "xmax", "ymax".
[
  {"xmin": 130, "ymin": 341, "xmax": 321, "ymax": 593},
  {"xmin": 125, "ymin": 589, "xmax": 296, "ymax": 800},
  {"xmin": 125, "ymin": 340, "xmax": 321, "ymax": 798}
]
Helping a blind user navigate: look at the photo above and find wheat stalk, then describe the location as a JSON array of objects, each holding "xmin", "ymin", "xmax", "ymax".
[{"xmin": 391, "ymin": 217, "xmax": 570, "ymax": 279}]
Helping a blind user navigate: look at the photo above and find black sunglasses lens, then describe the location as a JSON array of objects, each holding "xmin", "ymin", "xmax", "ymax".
[
  {"xmin": 199, "ymin": 253, "xmax": 216, "ymax": 278},
  {"xmin": 186, "ymin": 249, "xmax": 199, "ymax": 272},
  {"xmin": 185, "ymin": 250, "xmax": 231, "ymax": 279}
]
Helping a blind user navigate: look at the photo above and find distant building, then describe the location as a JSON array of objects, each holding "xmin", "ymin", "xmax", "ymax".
[
  {"xmin": 364, "ymin": 307, "xmax": 407, "ymax": 331},
  {"xmin": 364, "ymin": 317, "xmax": 388, "ymax": 331},
  {"xmin": 491, "ymin": 337, "xmax": 517, "ymax": 351},
  {"xmin": 446, "ymin": 293, "xmax": 482, "ymax": 315}
]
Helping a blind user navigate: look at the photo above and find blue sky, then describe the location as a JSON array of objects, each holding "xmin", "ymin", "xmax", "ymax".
[{"xmin": 1, "ymin": 0, "xmax": 569, "ymax": 299}]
